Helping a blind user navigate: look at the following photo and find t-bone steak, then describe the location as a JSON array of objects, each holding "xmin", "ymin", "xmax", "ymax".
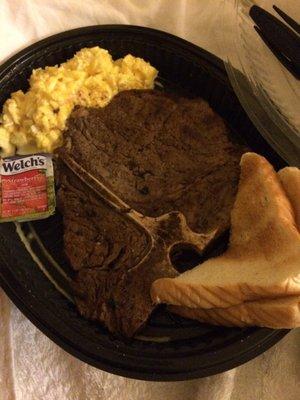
[{"xmin": 56, "ymin": 89, "xmax": 247, "ymax": 336}]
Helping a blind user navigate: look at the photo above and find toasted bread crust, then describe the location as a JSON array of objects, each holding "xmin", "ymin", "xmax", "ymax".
[
  {"xmin": 278, "ymin": 167, "xmax": 300, "ymax": 230},
  {"xmin": 170, "ymin": 296, "xmax": 300, "ymax": 329}
]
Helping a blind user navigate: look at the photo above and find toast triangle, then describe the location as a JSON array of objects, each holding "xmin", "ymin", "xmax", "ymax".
[
  {"xmin": 151, "ymin": 153, "xmax": 300, "ymax": 309},
  {"xmin": 169, "ymin": 166, "xmax": 300, "ymax": 328}
]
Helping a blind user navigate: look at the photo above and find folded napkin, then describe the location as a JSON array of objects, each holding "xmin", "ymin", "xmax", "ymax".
[{"xmin": 0, "ymin": 1, "xmax": 299, "ymax": 399}]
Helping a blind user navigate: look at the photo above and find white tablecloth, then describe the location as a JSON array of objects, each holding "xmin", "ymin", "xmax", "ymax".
[{"xmin": 0, "ymin": 1, "xmax": 299, "ymax": 399}]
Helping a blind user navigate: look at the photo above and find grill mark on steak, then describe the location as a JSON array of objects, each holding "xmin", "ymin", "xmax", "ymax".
[{"xmin": 57, "ymin": 89, "xmax": 247, "ymax": 336}]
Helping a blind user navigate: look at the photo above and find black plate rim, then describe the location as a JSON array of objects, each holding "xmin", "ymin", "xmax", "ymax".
[
  {"xmin": 0, "ymin": 25, "xmax": 289, "ymax": 381},
  {"xmin": 0, "ymin": 24, "xmax": 227, "ymax": 81},
  {"xmin": 0, "ymin": 268, "xmax": 288, "ymax": 381}
]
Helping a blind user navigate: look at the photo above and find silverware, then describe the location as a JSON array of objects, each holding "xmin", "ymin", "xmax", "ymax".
[{"xmin": 249, "ymin": 5, "xmax": 300, "ymax": 80}]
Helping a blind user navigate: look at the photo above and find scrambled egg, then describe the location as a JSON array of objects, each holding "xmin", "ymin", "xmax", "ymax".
[{"xmin": 0, "ymin": 47, "xmax": 157, "ymax": 157}]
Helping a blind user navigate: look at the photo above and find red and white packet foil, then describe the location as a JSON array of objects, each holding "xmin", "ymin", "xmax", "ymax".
[{"xmin": 0, "ymin": 154, "xmax": 55, "ymax": 222}]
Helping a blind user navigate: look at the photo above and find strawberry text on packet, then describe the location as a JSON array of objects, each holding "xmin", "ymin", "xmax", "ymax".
[{"xmin": 0, "ymin": 154, "xmax": 55, "ymax": 222}]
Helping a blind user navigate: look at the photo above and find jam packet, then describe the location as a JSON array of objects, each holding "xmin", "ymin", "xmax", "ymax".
[{"xmin": 0, "ymin": 154, "xmax": 55, "ymax": 222}]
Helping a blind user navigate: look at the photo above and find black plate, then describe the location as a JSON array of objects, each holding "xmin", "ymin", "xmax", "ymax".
[{"xmin": 0, "ymin": 25, "xmax": 288, "ymax": 381}]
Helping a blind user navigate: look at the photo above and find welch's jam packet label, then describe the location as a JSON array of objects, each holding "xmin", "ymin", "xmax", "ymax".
[{"xmin": 0, "ymin": 154, "xmax": 55, "ymax": 222}]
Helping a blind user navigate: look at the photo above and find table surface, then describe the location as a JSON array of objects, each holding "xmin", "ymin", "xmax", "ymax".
[{"xmin": 0, "ymin": 1, "xmax": 299, "ymax": 399}]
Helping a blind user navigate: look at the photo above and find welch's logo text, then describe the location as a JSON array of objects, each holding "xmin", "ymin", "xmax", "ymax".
[{"xmin": 1, "ymin": 155, "xmax": 47, "ymax": 175}]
